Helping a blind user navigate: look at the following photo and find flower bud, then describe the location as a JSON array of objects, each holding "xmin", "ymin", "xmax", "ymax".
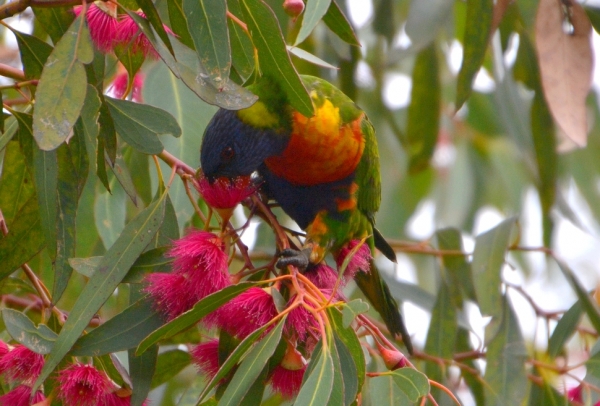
[
  {"xmin": 283, "ymin": 0, "xmax": 304, "ymax": 19},
  {"xmin": 376, "ymin": 341, "xmax": 407, "ymax": 370}
]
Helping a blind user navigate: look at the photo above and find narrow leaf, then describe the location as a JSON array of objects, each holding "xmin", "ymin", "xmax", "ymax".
[
  {"xmin": 32, "ymin": 145, "xmax": 57, "ymax": 258},
  {"xmin": 228, "ymin": 0, "xmax": 255, "ymax": 82},
  {"xmin": 0, "ymin": 140, "xmax": 35, "ymax": 227},
  {"xmin": 129, "ymin": 344, "xmax": 158, "ymax": 406},
  {"xmin": 150, "ymin": 349, "xmax": 191, "ymax": 389},
  {"xmin": 548, "ymin": 301, "xmax": 582, "ymax": 358},
  {"xmin": 341, "ymin": 299, "xmax": 369, "ymax": 328},
  {"xmin": 407, "ymin": 44, "xmax": 440, "ymax": 173},
  {"xmin": 135, "ymin": 0, "xmax": 174, "ymax": 55},
  {"xmin": 294, "ymin": 340, "xmax": 334, "ymax": 406},
  {"xmin": 471, "ymin": 217, "xmax": 517, "ymax": 317},
  {"xmin": 137, "ymin": 283, "xmax": 256, "ymax": 355},
  {"xmin": 11, "ymin": 28, "xmax": 54, "ymax": 79},
  {"xmin": 183, "ymin": 0, "xmax": 231, "ymax": 84},
  {"xmin": 295, "ymin": 0, "xmax": 332, "ymax": 46},
  {"xmin": 34, "ymin": 192, "xmax": 166, "ymax": 390},
  {"xmin": 322, "ymin": 0, "xmax": 359, "ymax": 46},
  {"xmin": 32, "ymin": 15, "xmax": 93, "ymax": 150},
  {"xmin": 219, "ymin": 318, "xmax": 285, "ymax": 406},
  {"xmin": 288, "ymin": 46, "xmax": 338, "ymax": 70},
  {"xmin": 455, "ymin": 0, "xmax": 493, "ymax": 110},
  {"xmin": 0, "ymin": 195, "xmax": 45, "ymax": 280},
  {"xmin": 240, "ymin": 0, "xmax": 313, "ymax": 116},
  {"xmin": 71, "ymin": 298, "xmax": 164, "ymax": 356},
  {"xmin": 483, "ymin": 297, "xmax": 528, "ymax": 406},
  {"xmin": 556, "ymin": 260, "xmax": 600, "ymax": 333},
  {"xmin": 328, "ymin": 308, "xmax": 366, "ymax": 392}
]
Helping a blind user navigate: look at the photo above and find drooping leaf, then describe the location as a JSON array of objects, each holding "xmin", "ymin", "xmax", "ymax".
[
  {"xmin": 0, "ymin": 140, "xmax": 35, "ymax": 227},
  {"xmin": 333, "ymin": 334, "xmax": 358, "ymax": 405},
  {"xmin": 288, "ymin": 46, "xmax": 338, "ymax": 70},
  {"xmin": 455, "ymin": 0, "xmax": 493, "ymax": 110},
  {"xmin": 322, "ymin": 0, "xmax": 359, "ymax": 46},
  {"xmin": 135, "ymin": 0, "xmax": 174, "ymax": 55},
  {"xmin": 240, "ymin": 0, "xmax": 313, "ymax": 116},
  {"xmin": 71, "ymin": 298, "xmax": 164, "ymax": 356},
  {"xmin": 536, "ymin": 0, "xmax": 593, "ymax": 146},
  {"xmin": 53, "ymin": 142, "xmax": 80, "ymax": 300},
  {"xmin": 483, "ymin": 297, "xmax": 528, "ymax": 406},
  {"xmin": 137, "ymin": 283, "xmax": 256, "ymax": 355},
  {"xmin": 10, "ymin": 28, "xmax": 54, "ymax": 79},
  {"xmin": 32, "ymin": 15, "xmax": 93, "ymax": 151},
  {"xmin": 2, "ymin": 308, "xmax": 57, "ymax": 354},
  {"xmin": 219, "ymin": 318, "xmax": 285, "ymax": 406},
  {"xmin": 328, "ymin": 308, "xmax": 365, "ymax": 393},
  {"xmin": 32, "ymin": 7, "xmax": 74, "ymax": 44},
  {"xmin": 295, "ymin": 337, "xmax": 335, "ymax": 406},
  {"xmin": 424, "ymin": 281, "xmax": 457, "ymax": 398},
  {"xmin": 328, "ymin": 338, "xmax": 345, "ymax": 406},
  {"xmin": 0, "ymin": 115, "xmax": 18, "ymax": 152},
  {"xmin": 527, "ymin": 373, "xmax": 568, "ymax": 406},
  {"xmin": 168, "ymin": 0, "xmax": 195, "ymax": 48},
  {"xmin": 183, "ymin": 0, "xmax": 231, "ymax": 85},
  {"xmin": 32, "ymin": 144, "xmax": 57, "ymax": 259},
  {"xmin": 104, "ymin": 97, "xmax": 181, "ymax": 155},
  {"xmin": 471, "ymin": 217, "xmax": 517, "ymax": 318},
  {"xmin": 556, "ymin": 260, "xmax": 600, "ymax": 334},
  {"xmin": 34, "ymin": 192, "xmax": 167, "ymax": 390},
  {"xmin": 405, "ymin": 0, "xmax": 454, "ymax": 50},
  {"xmin": 150, "ymin": 349, "xmax": 191, "ymax": 389},
  {"xmin": 295, "ymin": 0, "xmax": 332, "ymax": 46},
  {"xmin": 0, "ymin": 195, "xmax": 45, "ymax": 280},
  {"xmin": 548, "ymin": 301, "xmax": 582, "ymax": 358},
  {"xmin": 435, "ymin": 227, "xmax": 475, "ymax": 304},
  {"xmin": 406, "ymin": 44, "xmax": 440, "ymax": 173},
  {"xmin": 129, "ymin": 344, "xmax": 158, "ymax": 406},
  {"xmin": 228, "ymin": 0, "xmax": 255, "ymax": 82},
  {"xmin": 369, "ymin": 371, "xmax": 411, "ymax": 405}
]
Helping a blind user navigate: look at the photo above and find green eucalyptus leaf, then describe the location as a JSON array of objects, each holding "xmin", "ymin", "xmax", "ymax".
[
  {"xmin": 150, "ymin": 349, "xmax": 191, "ymax": 389},
  {"xmin": 341, "ymin": 299, "xmax": 369, "ymax": 328},
  {"xmin": 322, "ymin": 0, "xmax": 359, "ymax": 46},
  {"xmin": 295, "ymin": 0, "xmax": 332, "ymax": 46},
  {"xmin": 2, "ymin": 308, "xmax": 57, "ymax": 354},
  {"xmin": 548, "ymin": 301, "xmax": 582, "ymax": 358},
  {"xmin": 389, "ymin": 368, "xmax": 430, "ymax": 402},
  {"xmin": 294, "ymin": 338, "xmax": 334, "ymax": 406},
  {"xmin": 129, "ymin": 344, "xmax": 158, "ymax": 406},
  {"xmin": 32, "ymin": 15, "xmax": 93, "ymax": 151},
  {"xmin": 34, "ymin": 191, "xmax": 167, "ymax": 390},
  {"xmin": 71, "ymin": 298, "xmax": 164, "ymax": 356},
  {"xmin": 240, "ymin": 0, "xmax": 313, "ymax": 116}
]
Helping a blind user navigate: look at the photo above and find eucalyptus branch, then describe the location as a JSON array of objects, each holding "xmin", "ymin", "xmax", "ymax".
[{"xmin": 0, "ymin": 63, "xmax": 25, "ymax": 81}]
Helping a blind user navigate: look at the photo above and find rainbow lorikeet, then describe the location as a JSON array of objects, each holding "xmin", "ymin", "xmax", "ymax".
[{"xmin": 199, "ymin": 75, "xmax": 412, "ymax": 353}]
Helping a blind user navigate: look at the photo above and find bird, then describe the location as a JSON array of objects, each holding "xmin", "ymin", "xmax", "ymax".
[{"xmin": 199, "ymin": 75, "xmax": 412, "ymax": 353}]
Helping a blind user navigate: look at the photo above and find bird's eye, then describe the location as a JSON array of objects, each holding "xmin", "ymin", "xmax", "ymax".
[{"xmin": 220, "ymin": 146, "xmax": 235, "ymax": 162}]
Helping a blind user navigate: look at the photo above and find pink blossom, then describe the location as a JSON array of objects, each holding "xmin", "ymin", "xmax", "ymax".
[
  {"xmin": 195, "ymin": 173, "xmax": 256, "ymax": 210},
  {"xmin": 336, "ymin": 240, "xmax": 372, "ymax": 280},
  {"xmin": 303, "ymin": 263, "xmax": 339, "ymax": 290},
  {"xmin": 283, "ymin": 0, "xmax": 304, "ymax": 20},
  {"xmin": 57, "ymin": 364, "xmax": 112, "ymax": 406},
  {"xmin": 270, "ymin": 344, "xmax": 306, "ymax": 398},
  {"xmin": 74, "ymin": 3, "xmax": 119, "ymax": 53},
  {"xmin": 145, "ymin": 230, "xmax": 231, "ymax": 321},
  {"xmin": 284, "ymin": 297, "xmax": 319, "ymax": 342},
  {"xmin": 0, "ymin": 344, "xmax": 45, "ymax": 385},
  {"xmin": 110, "ymin": 71, "xmax": 145, "ymax": 102},
  {"xmin": 220, "ymin": 287, "xmax": 278, "ymax": 339},
  {"xmin": 0, "ymin": 385, "xmax": 45, "ymax": 406},
  {"xmin": 0, "ymin": 340, "xmax": 8, "ymax": 359},
  {"xmin": 116, "ymin": 12, "xmax": 173, "ymax": 59},
  {"xmin": 191, "ymin": 339, "xmax": 220, "ymax": 379}
]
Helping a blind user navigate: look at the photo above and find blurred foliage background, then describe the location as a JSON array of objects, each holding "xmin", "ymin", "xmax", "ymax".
[{"xmin": 3, "ymin": 0, "xmax": 600, "ymax": 404}]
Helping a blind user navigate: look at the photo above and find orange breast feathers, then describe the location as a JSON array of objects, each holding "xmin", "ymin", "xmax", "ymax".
[{"xmin": 265, "ymin": 100, "xmax": 365, "ymax": 186}]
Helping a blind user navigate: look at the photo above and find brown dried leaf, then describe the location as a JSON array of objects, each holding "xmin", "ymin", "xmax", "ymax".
[{"xmin": 536, "ymin": 0, "xmax": 593, "ymax": 147}]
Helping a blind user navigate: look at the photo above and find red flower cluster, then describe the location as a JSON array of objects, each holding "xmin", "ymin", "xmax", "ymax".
[
  {"xmin": 74, "ymin": 2, "xmax": 172, "ymax": 59},
  {"xmin": 195, "ymin": 172, "xmax": 256, "ymax": 210},
  {"xmin": 0, "ymin": 341, "xmax": 46, "ymax": 405},
  {"xmin": 144, "ymin": 230, "xmax": 231, "ymax": 321},
  {"xmin": 57, "ymin": 363, "xmax": 147, "ymax": 406}
]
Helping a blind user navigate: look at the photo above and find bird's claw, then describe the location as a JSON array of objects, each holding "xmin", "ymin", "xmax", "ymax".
[{"xmin": 276, "ymin": 248, "xmax": 313, "ymax": 271}]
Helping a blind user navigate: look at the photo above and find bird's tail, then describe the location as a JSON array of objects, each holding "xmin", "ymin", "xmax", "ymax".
[{"xmin": 354, "ymin": 262, "xmax": 413, "ymax": 354}]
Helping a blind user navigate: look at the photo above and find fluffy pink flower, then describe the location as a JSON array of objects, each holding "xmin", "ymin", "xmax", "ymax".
[
  {"xmin": 74, "ymin": 3, "xmax": 119, "ymax": 53},
  {"xmin": 270, "ymin": 343, "xmax": 306, "ymax": 398},
  {"xmin": 145, "ymin": 230, "xmax": 231, "ymax": 320},
  {"xmin": 220, "ymin": 287, "xmax": 278, "ymax": 339},
  {"xmin": 303, "ymin": 263, "xmax": 339, "ymax": 290},
  {"xmin": 116, "ymin": 12, "xmax": 173, "ymax": 59},
  {"xmin": 110, "ymin": 71, "xmax": 145, "ymax": 102},
  {"xmin": 191, "ymin": 339, "xmax": 220, "ymax": 379},
  {"xmin": 336, "ymin": 240, "xmax": 372, "ymax": 280},
  {"xmin": 196, "ymin": 173, "xmax": 256, "ymax": 210},
  {"xmin": 0, "ymin": 385, "xmax": 45, "ymax": 406},
  {"xmin": 0, "ymin": 340, "xmax": 8, "ymax": 359},
  {"xmin": 57, "ymin": 364, "xmax": 112, "ymax": 406},
  {"xmin": 0, "ymin": 344, "xmax": 45, "ymax": 384},
  {"xmin": 567, "ymin": 384, "xmax": 583, "ymax": 403},
  {"xmin": 285, "ymin": 297, "xmax": 319, "ymax": 342}
]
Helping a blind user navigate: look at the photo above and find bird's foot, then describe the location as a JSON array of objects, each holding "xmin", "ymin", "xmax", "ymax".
[{"xmin": 276, "ymin": 248, "xmax": 313, "ymax": 271}]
